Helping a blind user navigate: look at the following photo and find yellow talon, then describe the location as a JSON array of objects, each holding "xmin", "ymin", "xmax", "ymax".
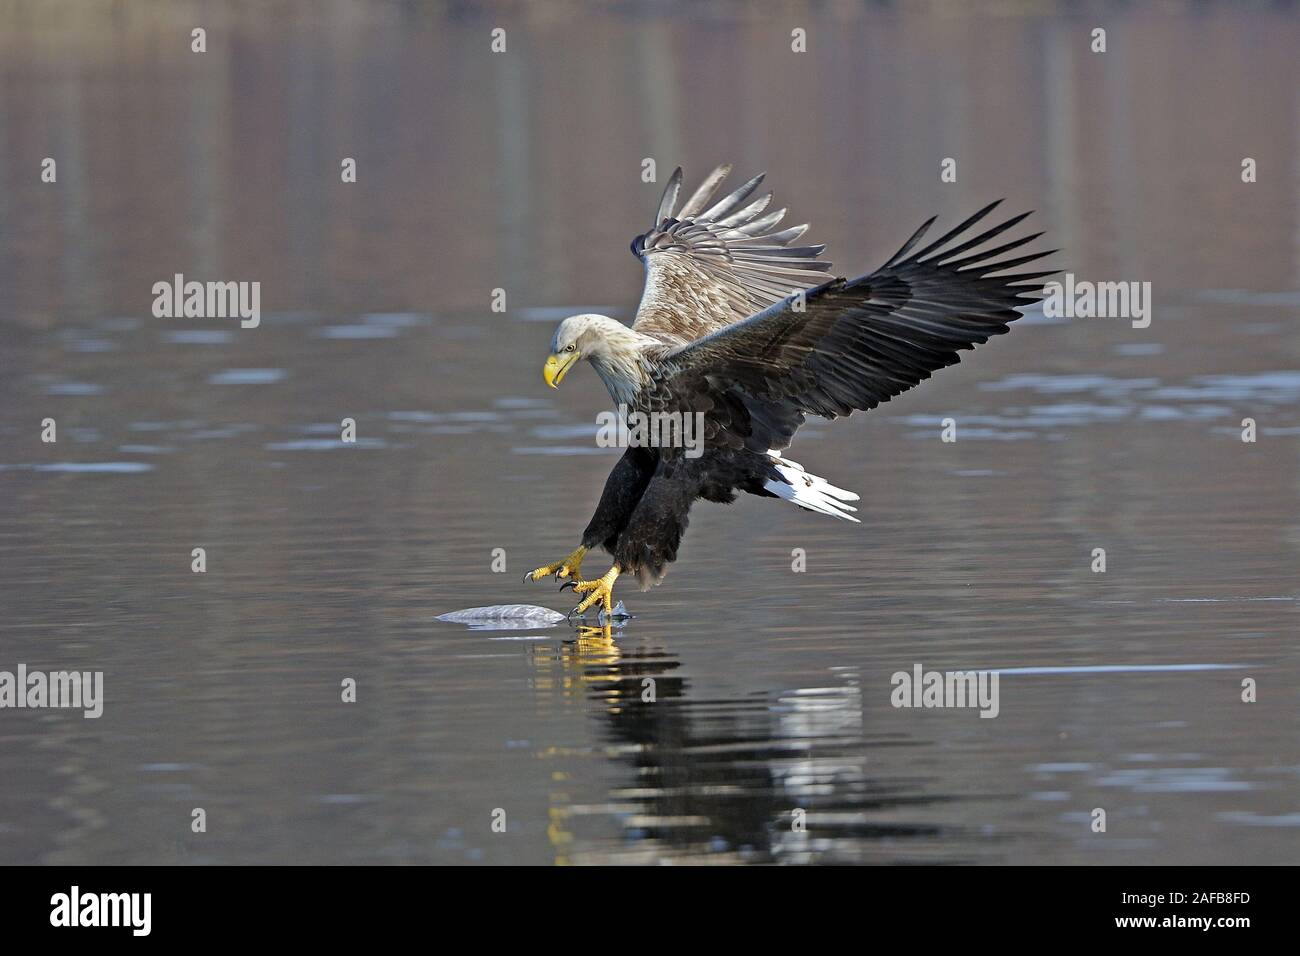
[
  {"xmin": 570, "ymin": 566, "xmax": 621, "ymax": 617},
  {"xmin": 523, "ymin": 545, "xmax": 587, "ymax": 584}
]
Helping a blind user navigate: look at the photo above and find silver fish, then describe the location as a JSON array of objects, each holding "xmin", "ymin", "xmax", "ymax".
[{"xmin": 436, "ymin": 605, "xmax": 568, "ymax": 630}]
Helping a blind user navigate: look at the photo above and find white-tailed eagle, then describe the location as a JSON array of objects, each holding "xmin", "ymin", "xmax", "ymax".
[{"xmin": 524, "ymin": 165, "xmax": 1053, "ymax": 617}]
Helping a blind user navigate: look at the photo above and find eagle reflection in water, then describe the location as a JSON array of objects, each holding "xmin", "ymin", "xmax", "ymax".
[{"xmin": 531, "ymin": 625, "xmax": 965, "ymax": 865}]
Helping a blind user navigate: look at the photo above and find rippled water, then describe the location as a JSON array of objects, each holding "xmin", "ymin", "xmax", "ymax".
[{"xmin": 1, "ymin": 2, "xmax": 1297, "ymax": 865}]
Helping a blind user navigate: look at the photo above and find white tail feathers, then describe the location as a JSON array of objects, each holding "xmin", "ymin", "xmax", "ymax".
[{"xmin": 763, "ymin": 451, "xmax": 860, "ymax": 522}]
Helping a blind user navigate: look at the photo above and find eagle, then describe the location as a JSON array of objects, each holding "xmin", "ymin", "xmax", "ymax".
[{"xmin": 523, "ymin": 165, "xmax": 1053, "ymax": 618}]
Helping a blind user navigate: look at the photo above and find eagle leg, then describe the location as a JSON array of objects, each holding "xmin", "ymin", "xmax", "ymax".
[
  {"xmin": 562, "ymin": 565, "xmax": 621, "ymax": 617},
  {"xmin": 522, "ymin": 545, "xmax": 587, "ymax": 585}
]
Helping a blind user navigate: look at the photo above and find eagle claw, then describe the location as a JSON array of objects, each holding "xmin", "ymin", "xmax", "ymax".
[
  {"xmin": 567, "ymin": 566, "xmax": 622, "ymax": 618},
  {"xmin": 523, "ymin": 545, "xmax": 588, "ymax": 586}
]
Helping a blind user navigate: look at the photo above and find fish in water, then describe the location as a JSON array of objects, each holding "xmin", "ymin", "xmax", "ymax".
[
  {"xmin": 436, "ymin": 605, "xmax": 567, "ymax": 629},
  {"xmin": 436, "ymin": 603, "xmax": 631, "ymax": 629}
]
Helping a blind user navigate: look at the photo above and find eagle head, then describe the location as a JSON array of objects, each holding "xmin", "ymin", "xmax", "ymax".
[
  {"xmin": 543, "ymin": 314, "xmax": 650, "ymax": 406},
  {"xmin": 544, "ymin": 314, "xmax": 603, "ymax": 387}
]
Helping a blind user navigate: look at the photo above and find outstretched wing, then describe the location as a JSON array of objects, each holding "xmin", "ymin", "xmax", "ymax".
[
  {"xmin": 648, "ymin": 201, "xmax": 1054, "ymax": 453},
  {"xmin": 630, "ymin": 165, "xmax": 832, "ymax": 342}
]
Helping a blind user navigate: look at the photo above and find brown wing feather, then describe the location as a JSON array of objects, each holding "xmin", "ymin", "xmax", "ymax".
[{"xmin": 630, "ymin": 165, "xmax": 832, "ymax": 342}]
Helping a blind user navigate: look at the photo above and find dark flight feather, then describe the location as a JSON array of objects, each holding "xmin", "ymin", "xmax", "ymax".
[{"xmin": 639, "ymin": 205, "xmax": 1055, "ymax": 453}]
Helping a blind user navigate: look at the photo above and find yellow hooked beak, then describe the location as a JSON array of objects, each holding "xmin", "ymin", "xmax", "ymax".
[{"xmin": 543, "ymin": 350, "xmax": 580, "ymax": 388}]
